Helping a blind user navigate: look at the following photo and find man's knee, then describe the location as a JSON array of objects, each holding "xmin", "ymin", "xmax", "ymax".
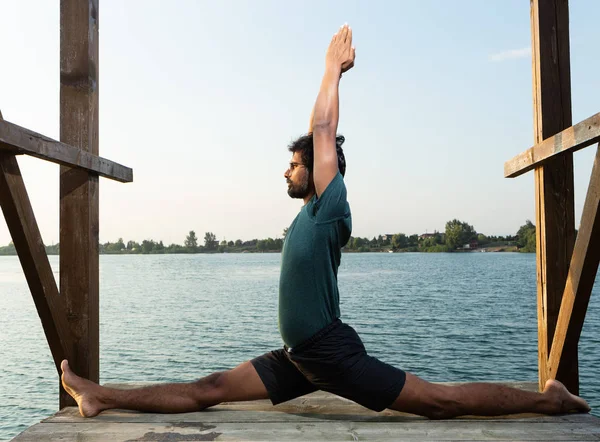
[
  {"xmin": 422, "ymin": 401, "xmax": 456, "ymax": 420},
  {"xmin": 422, "ymin": 388, "xmax": 463, "ymax": 420},
  {"xmin": 192, "ymin": 371, "xmax": 228, "ymax": 408}
]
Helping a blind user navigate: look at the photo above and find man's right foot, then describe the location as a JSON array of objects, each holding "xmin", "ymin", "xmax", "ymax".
[
  {"xmin": 544, "ymin": 379, "xmax": 591, "ymax": 414},
  {"xmin": 61, "ymin": 360, "xmax": 108, "ymax": 417}
]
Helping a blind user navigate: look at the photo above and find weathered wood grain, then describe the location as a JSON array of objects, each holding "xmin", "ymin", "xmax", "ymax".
[
  {"xmin": 58, "ymin": 0, "xmax": 100, "ymax": 408},
  {"xmin": 14, "ymin": 422, "xmax": 600, "ymax": 442},
  {"xmin": 0, "ymin": 119, "xmax": 132, "ymax": 182},
  {"xmin": 531, "ymin": 0, "xmax": 577, "ymax": 393},
  {"xmin": 15, "ymin": 414, "xmax": 600, "ymax": 441}
]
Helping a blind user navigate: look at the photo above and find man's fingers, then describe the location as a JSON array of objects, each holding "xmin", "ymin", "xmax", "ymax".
[
  {"xmin": 347, "ymin": 26, "xmax": 352, "ymax": 47},
  {"xmin": 342, "ymin": 24, "xmax": 349, "ymax": 43},
  {"xmin": 331, "ymin": 29, "xmax": 339, "ymax": 45}
]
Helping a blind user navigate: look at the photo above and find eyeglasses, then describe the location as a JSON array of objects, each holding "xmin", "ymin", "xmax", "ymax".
[{"xmin": 287, "ymin": 162, "xmax": 306, "ymax": 172}]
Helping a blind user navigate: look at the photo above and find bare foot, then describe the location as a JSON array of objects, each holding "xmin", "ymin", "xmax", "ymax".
[
  {"xmin": 544, "ymin": 379, "xmax": 591, "ymax": 414},
  {"xmin": 61, "ymin": 360, "xmax": 109, "ymax": 417}
]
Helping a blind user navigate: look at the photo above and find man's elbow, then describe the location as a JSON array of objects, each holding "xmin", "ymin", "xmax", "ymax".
[{"xmin": 312, "ymin": 120, "xmax": 336, "ymax": 135}]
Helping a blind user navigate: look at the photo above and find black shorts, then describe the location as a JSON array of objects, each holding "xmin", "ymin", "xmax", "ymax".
[{"xmin": 251, "ymin": 319, "xmax": 406, "ymax": 412}]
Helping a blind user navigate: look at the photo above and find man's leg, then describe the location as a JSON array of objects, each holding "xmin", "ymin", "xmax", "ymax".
[
  {"xmin": 61, "ymin": 359, "xmax": 269, "ymax": 417},
  {"xmin": 389, "ymin": 372, "xmax": 591, "ymax": 419}
]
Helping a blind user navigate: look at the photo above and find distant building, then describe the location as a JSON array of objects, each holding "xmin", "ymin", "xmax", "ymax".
[{"xmin": 381, "ymin": 234, "xmax": 394, "ymax": 241}]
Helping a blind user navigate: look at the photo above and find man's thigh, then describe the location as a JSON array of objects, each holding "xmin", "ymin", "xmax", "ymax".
[
  {"xmin": 218, "ymin": 360, "xmax": 272, "ymax": 402},
  {"xmin": 251, "ymin": 349, "xmax": 318, "ymax": 405}
]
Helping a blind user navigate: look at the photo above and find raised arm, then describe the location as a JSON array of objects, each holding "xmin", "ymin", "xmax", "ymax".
[{"xmin": 311, "ymin": 24, "xmax": 355, "ymax": 197}]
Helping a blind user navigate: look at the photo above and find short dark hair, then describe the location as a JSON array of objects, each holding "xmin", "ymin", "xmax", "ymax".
[{"xmin": 288, "ymin": 133, "xmax": 346, "ymax": 177}]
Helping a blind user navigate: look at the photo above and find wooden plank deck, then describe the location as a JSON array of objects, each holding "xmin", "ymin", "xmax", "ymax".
[{"xmin": 13, "ymin": 382, "xmax": 600, "ymax": 441}]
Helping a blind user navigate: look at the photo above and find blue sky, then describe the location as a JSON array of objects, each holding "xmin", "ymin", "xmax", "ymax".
[{"xmin": 0, "ymin": 1, "xmax": 599, "ymax": 246}]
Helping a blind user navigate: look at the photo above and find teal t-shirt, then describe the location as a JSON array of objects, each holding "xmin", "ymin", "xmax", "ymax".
[{"xmin": 279, "ymin": 171, "xmax": 352, "ymax": 348}]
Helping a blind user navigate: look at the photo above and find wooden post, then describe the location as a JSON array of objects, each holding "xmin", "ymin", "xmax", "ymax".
[
  {"xmin": 531, "ymin": 0, "xmax": 577, "ymax": 393},
  {"xmin": 59, "ymin": 0, "xmax": 100, "ymax": 408}
]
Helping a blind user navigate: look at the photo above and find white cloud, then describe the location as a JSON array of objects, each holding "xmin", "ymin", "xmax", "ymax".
[{"xmin": 489, "ymin": 47, "xmax": 531, "ymax": 62}]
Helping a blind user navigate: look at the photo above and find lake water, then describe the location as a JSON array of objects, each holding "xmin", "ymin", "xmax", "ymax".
[{"xmin": 1, "ymin": 252, "xmax": 599, "ymax": 440}]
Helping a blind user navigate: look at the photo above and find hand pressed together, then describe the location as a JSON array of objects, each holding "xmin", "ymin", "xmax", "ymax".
[{"xmin": 326, "ymin": 24, "xmax": 356, "ymax": 74}]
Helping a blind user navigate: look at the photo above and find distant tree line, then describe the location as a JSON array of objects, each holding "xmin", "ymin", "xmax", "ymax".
[
  {"xmin": 344, "ymin": 219, "xmax": 540, "ymax": 253},
  {"xmin": 0, "ymin": 221, "xmax": 545, "ymax": 256},
  {"xmin": 96, "ymin": 231, "xmax": 284, "ymax": 255}
]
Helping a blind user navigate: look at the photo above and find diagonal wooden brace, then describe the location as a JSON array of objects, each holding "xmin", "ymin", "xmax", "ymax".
[
  {"xmin": 0, "ymin": 110, "xmax": 73, "ymax": 373},
  {"xmin": 505, "ymin": 113, "xmax": 600, "ymax": 178},
  {"xmin": 547, "ymin": 144, "xmax": 600, "ymax": 379}
]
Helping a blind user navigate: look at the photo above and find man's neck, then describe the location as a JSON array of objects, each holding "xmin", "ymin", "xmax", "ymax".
[{"xmin": 303, "ymin": 190, "xmax": 315, "ymax": 206}]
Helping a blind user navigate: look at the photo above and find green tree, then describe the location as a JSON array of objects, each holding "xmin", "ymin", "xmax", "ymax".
[
  {"xmin": 46, "ymin": 243, "xmax": 59, "ymax": 255},
  {"xmin": 517, "ymin": 220, "xmax": 536, "ymax": 252},
  {"xmin": 204, "ymin": 232, "xmax": 217, "ymax": 250},
  {"xmin": 353, "ymin": 237, "xmax": 365, "ymax": 249},
  {"xmin": 126, "ymin": 240, "xmax": 140, "ymax": 251},
  {"xmin": 0, "ymin": 241, "xmax": 17, "ymax": 255},
  {"xmin": 141, "ymin": 239, "xmax": 155, "ymax": 254},
  {"xmin": 477, "ymin": 233, "xmax": 489, "ymax": 245},
  {"xmin": 408, "ymin": 234, "xmax": 419, "ymax": 247},
  {"xmin": 257, "ymin": 240, "xmax": 267, "ymax": 252},
  {"xmin": 445, "ymin": 219, "xmax": 476, "ymax": 250},
  {"xmin": 234, "ymin": 239, "xmax": 242, "ymax": 247},
  {"xmin": 392, "ymin": 233, "xmax": 408, "ymax": 249},
  {"xmin": 185, "ymin": 231, "xmax": 198, "ymax": 249},
  {"xmin": 420, "ymin": 237, "xmax": 437, "ymax": 249}
]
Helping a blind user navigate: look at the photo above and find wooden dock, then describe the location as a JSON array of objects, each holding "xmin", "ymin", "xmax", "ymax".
[{"xmin": 13, "ymin": 382, "xmax": 600, "ymax": 441}]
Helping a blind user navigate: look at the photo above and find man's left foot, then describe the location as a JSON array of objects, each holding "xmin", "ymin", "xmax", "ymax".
[{"xmin": 61, "ymin": 360, "xmax": 109, "ymax": 417}]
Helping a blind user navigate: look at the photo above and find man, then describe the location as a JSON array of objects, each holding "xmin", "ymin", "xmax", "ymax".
[{"xmin": 61, "ymin": 24, "xmax": 590, "ymax": 419}]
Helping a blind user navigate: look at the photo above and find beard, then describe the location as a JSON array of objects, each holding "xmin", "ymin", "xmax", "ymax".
[{"xmin": 287, "ymin": 173, "xmax": 310, "ymax": 199}]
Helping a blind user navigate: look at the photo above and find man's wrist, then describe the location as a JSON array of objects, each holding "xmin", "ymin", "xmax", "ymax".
[{"xmin": 325, "ymin": 64, "xmax": 342, "ymax": 78}]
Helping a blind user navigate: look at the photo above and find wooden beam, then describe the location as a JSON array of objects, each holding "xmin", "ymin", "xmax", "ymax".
[
  {"xmin": 0, "ymin": 118, "xmax": 132, "ymax": 183},
  {"xmin": 59, "ymin": 0, "xmax": 100, "ymax": 408},
  {"xmin": 505, "ymin": 112, "xmax": 600, "ymax": 178},
  {"xmin": 0, "ymin": 111, "xmax": 73, "ymax": 373},
  {"xmin": 547, "ymin": 145, "xmax": 600, "ymax": 379},
  {"xmin": 531, "ymin": 0, "xmax": 577, "ymax": 394}
]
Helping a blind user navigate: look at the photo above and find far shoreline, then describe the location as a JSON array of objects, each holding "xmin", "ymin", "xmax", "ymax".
[{"xmin": 0, "ymin": 248, "xmax": 533, "ymax": 257}]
